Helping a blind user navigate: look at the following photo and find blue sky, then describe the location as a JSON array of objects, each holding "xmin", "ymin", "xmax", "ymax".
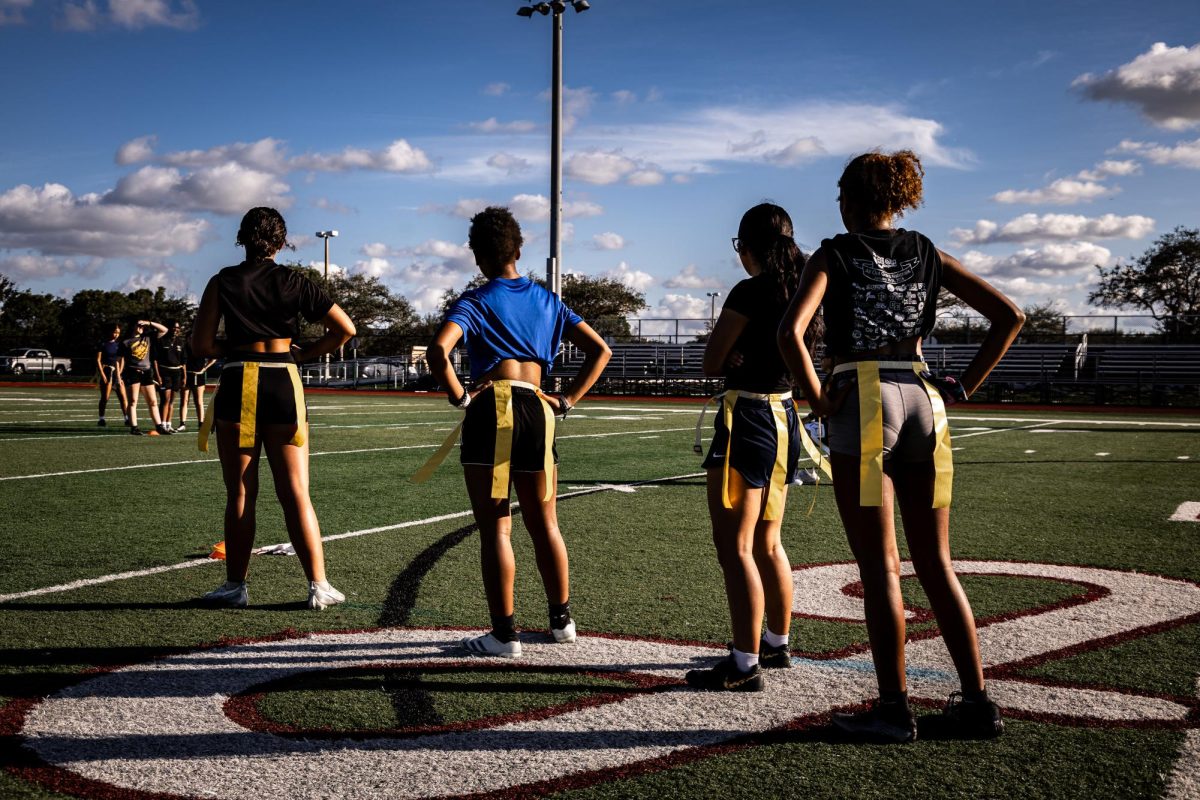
[{"xmin": 2, "ymin": 0, "xmax": 1198, "ymax": 336}]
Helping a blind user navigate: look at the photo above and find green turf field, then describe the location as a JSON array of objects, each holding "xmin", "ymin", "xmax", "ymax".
[{"xmin": 1, "ymin": 387, "xmax": 1198, "ymax": 799}]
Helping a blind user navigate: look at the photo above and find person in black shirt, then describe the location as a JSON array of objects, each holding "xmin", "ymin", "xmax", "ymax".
[
  {"xmin": 686, "ymin": 203, "xmax": 804, "ymax": 692},
  {"xmin": 779, "ymin": 151, "xmax": 1024, "ymax": 741},
  {"xmin": 95, "ymin": 321, "xmax": 128, "ymax": 427},
  {"xmin": 180, "ymin": 336, "xmax": 215, "ymax": 432},
  {"xmin": 119, "ymin": 318, "xmax": 171, "ymax": 435},
  {"xmin": 153, "ymin": 320, "xmax": 186, "ymax": 431},
  {"xmin": 191, "ymin": 207, "xmax": 355, "ymax": 611}
]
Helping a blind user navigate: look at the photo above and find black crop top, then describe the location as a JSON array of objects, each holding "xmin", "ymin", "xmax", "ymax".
[
  {"xmin": 820, "ymin": 229, "xmax": 940, "ymax": 357},
  {"xmin": 721, "ymin": 273, "xmax": 792, "ymax": 394},
  {"xmin": 210, "ymin": 260, "xmax": 334, "ymax": 346}
]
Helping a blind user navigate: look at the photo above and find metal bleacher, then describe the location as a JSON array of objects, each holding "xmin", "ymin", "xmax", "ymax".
[{"xmin": 554, "ymin": 341, "xmax": 1200, "ymax": 406}]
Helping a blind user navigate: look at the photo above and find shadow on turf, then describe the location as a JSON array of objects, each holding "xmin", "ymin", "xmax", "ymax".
[{"xmin": 0, "ymin": 599, "xmax": 315, "ymax": 613}]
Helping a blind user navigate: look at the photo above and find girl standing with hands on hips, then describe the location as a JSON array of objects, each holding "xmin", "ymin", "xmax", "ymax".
[
  {"xmin": 191, "ymin": 207, "xmax": 356, "ymax": 610},
  {"xmin": 686, "ymin": 203, "xmax": 804, "ymax": 692},
  {"xmin": 418, "ymin": 206, "xmax": 611, "ymax": 658},
  {"xmin": 778, "ymin": 151, "xmax": 1024, "ymax": 741}
]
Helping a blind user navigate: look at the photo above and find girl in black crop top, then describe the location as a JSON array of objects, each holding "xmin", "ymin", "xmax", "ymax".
[
  {"xmin": 779, "ymin": 151, "xmax": 1024, "ymax": 740},
  {"xmin": 686, "ymin": 203, "xmax": 805, "ymax": 692},
  {"xmin": 191, "ymin": 207, "xmax": 356, "ymax": 611}
]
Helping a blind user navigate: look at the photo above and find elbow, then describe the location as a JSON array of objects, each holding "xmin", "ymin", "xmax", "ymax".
[
  {"xmin": 777, "ymin": 324, "xmax": 800, "ymax": 353},
  {"xmin": 596, "ymin": 341, "xmax": 612, "ymax": 364},
  {"xmin": 341, "ymin": 321, "xmax": 357, "ymax": 343}
]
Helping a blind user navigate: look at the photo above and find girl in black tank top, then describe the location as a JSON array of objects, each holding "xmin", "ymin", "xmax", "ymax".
[
  {"xmin": 686, "ymin": 203, "xmax": 805, "ymax": 692},
  {"xmin": 779, "ymin": 151, "xmax": 1025, "ymax": 740}
]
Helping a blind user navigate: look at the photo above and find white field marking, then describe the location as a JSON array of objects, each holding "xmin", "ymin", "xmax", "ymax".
[
  {"xmin": 1025, "ymin": 450, "xmax": 1037, "ymax": 454},
  {"xmin": 19, "ymin": 560, "xmax": 1199, "ymax": 800},
  {"xmin": 952, "ymin": 447, "xmax": 964, "ymax": 451},
  {"xmin": 0, "ymin": 417, "xmax": 96, "ymax": 425},
  {"xmin": 1170, "ymin": 502, "xmax": 1200, "ymax": 522},
  {"xmin": 1096, "ymin": 452, "xmax": 1111, "ymax": 456},
  {"xmin": 951, "ymin": 414, "xmax": 1200, "ymax": 428},
  {"xmin": 0, "ymin": 434, "xmax": 131, "ymax": 443},
  {"xmin": 0, "ymin": 471, "xmax": 704, "ymax": 603},
  {"xmin": 955, "ymin": 426, "xmax": 992, "ymax": 431},
  {"xmin": 1164, "ymin": 677, "xmax": 1200, "ymax": 800},
  {"xmin": 953, "ymin": 421, "xmax": 1060, "ymax": 439},
  {"xmin": 590, "ymin": 415, "xmax": 663, "ymax": 421},
  {"xmin": 559, "ymin": 426, "xmax": 691, "ymax": 440},
  {"xmin": 639, "ymin": 435, "xmax": 660, "ymax": 439},
  {"xmin": 1180, "ymin": 456, "xmax": 1192, "ymax": 460},
  {"xmin": 1032, "ymin": 429, "xmax": 1094, "ymax": 434}
]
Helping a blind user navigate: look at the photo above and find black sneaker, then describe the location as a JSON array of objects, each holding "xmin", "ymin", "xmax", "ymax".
[
  {"xmin": 130, "ymin": 426, "xmax": 144, "ymax": 436},
  {"xmin": 942, "ymin": 691, "xmax": 1004, "ymax": 738},
  {"xmin": 759, "ymin": 639, "xmax": 792, "ymax": 669},
  {"xmin": 157, "ymin": 424, "xmax": 175, "ymax": 435},
  {"xmin": 97, "ymin": 419, "xmax": 107, "ymax": 427},
  {"xmin": 685, "ymin": 657, "xmax": 764, "ymax": 692},
  {"xmin": 832, "ymin": 699, "xmax": 917, "ymax": 743}
]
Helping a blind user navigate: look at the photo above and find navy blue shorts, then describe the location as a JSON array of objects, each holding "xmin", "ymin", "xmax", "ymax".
[{"xmin": 702, "ymin": 395, "xmax": 801, "ymax": 487}]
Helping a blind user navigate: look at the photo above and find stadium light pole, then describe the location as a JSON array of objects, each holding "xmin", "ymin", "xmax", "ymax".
[
  {"xmin": 316, "ymin": 230, "xmax": 338, "ymax": 380},
  {"xmin": 516, "ymin": 0, "xmax": 591, "ymax": 297},
  {"xmin": 706, "ymin": 291, "xmax": 720, "ymax": 324}
]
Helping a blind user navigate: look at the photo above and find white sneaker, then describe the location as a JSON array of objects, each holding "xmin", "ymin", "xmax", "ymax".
[
  {"xmin": 175, "ymin": 422, "xmax": 187, "ymax": 431},
  {"xmin": 552, "ymin": 619, "xmax": 577, "ymax": 643},
  {"xmin": 308, "ymin": 580, "xmax": 345, "ymax": 610},
  {"xmin": 461, "ymin": 632, "xmax": 522, "ymax": 658},
  {"xmin": 202, "ymin": 581, "xmax": 248, "ymax": 608},
  {"xmin": 792, "ymin": 468, "xmax": 821, "ymax": 485}
]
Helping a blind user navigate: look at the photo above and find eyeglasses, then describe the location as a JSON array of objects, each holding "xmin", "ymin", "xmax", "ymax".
[{"xmin": 731, "ymin": 237, "xmax": 742, "ymax": 254}]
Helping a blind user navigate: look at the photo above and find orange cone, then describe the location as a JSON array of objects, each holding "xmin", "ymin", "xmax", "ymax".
[{"xmin": 209, "ymin": 541, "xmax": 226, "ymax": 560}]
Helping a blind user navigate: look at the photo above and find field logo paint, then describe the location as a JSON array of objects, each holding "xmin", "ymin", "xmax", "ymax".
[
  {"xmin": 1170, "ymin": 502, "xmax": 1200, "ymax": 522},
  {"xmin": 14, "ymin": 560, "xmax": 1200, "ymax": 800}
]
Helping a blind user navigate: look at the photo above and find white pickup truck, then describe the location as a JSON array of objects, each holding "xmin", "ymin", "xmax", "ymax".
[{"xmin": 0, "ymin": 348, "xmax": 73, "ymax": 375}]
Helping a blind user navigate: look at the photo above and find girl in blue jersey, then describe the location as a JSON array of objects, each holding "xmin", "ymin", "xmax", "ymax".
[
  {"xmin": 95, "ymin": 322, "xmax": 128, "ymax": 427},
  {"xmin": 779, "ymin": 151, "xmax": 1024, "ymax": 741},
  {"xmin": 425, "ymin": 206, "xmax": 611, "ymax": 658},
  {"xmin": 686, "ymin": 203, "xmax": 804, "ymax": 692}
]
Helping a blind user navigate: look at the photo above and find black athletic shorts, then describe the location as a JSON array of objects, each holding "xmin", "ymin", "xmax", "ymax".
[
  {"xmin": 702, "ymin": 394, "xmax": 801, "ymax": 487},
  {"xmin": 214, "ymin": 354, "xmax": 305, "ymax": 426},
  {"xmin": 122, "ymin": 367, "xmax": 154, "ymax": 386},
  {"xmin": 159, "ymin": 367, "xmax": 184, "ymax": 392},
  {"xmin": 187, "ymin": 371, "xmax": 207, "ymax": 388},
  {"xmin": 460, "ymin": 384, "xmax": 559, "ymax": 470}
]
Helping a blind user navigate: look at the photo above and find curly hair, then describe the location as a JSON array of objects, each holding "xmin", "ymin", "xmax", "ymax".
[
  {"xmin": 737, "ymin": 202, "xmax": 806, "ymax": 302},
  {"xmin": 236, "ymin": 207, "xmax": 292, "ymax": 258},
  {"xmin": 838, "ymin": 150, "xmax": 925, "ymax": 221},
  {"xmin": 468, "ymin": 206, "xmax": 524, "ymax": 270}
]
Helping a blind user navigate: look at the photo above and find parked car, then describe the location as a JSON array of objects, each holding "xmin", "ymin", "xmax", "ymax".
[{"xmin": 0, "ymin": 348, "xmax": 72, "ymax": 376}]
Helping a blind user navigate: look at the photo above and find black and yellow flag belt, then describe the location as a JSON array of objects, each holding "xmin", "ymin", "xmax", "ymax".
[
  {"xmin": 409, "ymin": 379, "xmax": 556, "ymax": 502},
  {"xmin": 693, "ymin": 389, "xmax": 792, "ymax": 521},
  {"xmin": 196, "ymin": 361, "xmax": 306, "ymax": 452}
]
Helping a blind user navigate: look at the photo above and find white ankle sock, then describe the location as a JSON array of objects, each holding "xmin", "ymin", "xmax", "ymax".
[
  {"xmin": 763, "ymin": 629, "xmax": 788, "ymax": 648},
  {"xmin": 731, "ymin": 647, "xmax": 759, "ymax": 672}
]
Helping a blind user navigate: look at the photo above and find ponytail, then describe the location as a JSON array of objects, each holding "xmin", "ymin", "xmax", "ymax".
[{"xmin": 738, "ymin": 203, "xmax": 805, "ymax": 303}]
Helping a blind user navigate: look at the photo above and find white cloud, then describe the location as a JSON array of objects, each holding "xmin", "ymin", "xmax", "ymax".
[
  {"xmin": 107, "ymin": 163, "xmax": 291, "ymax": 215},
  {"xmin": 991, "ymin": 178, "xmax": 1116, "ymax": 205},
  {"xmin": 61, "ymin": 0, "xmax": 199, "ymax": 30},
  {"xmin": 486, "ymin": 152, "xmax": 532, "ymax": 175},
  {"xmin": 539, "ymin": 86, "xmax": 596, "ymax": 133},
  {"xmin": 1075, "ymin": 42, "xmax": 1200, "ymax": 130},
  {"xmin": 565, "ymin": 149, "xmax": 665, "ymax": 186},
  {"xmin": 360, "ymin": 242, "xmax": 392, "ymax": 258},
  {"xmin": 0, "ymin": 254, "xmax": 102, "ymax": 279},
  {"xmin": 483, "ymin": 82, "xmax": 510, "ymax": 97},
  {"xmin": 120, "ymin": 263, "xmax": 191, "ymax": 295},
  {"xmin": 626, "ymin": 169, "xmax": 665, "ymax": 186},
  {"xmin": 313, "ymin": 197, "xmax": 355, "ymax": 214},
  {"xmin": 1116, "ymin": 136, "xmax": 1200, "ymax": 169},
  {"xmin": 1076, "ymin": 159, "xmax": 1142, "ymax": 180},
  {"xmin": 159, "ymin": 137, "xmax": 289, "ymax": 173},
  {"xmin": 0, "ymin": 182, "xmax": 210, "ymax": 258},
  {"xmin": 590, "ymin": 232, "xmax": 625, "ymax": 251},
  {"xmin": 960, "ymin": 241, "xmax": 1112, "ymax": 278},
  {"xmin": 602, "ymin": 261, "xmax": 654, "ymax": 292},
  {"xmin": 115, "ymin": 135, "xmax": 157, "ymax": 165},
  {"xmin": 468, "ymin": 117, "xmax": 537, "ymax": 134},
  {"xmin": 950, "ymin": 213, "xmax": 1155, "ymax": 245},
  {"xmin": 663, "ymin": 264, "xmax": 722, "ymax": 290},
  {"xmin": 764, "ymin": 137, "xmax": 826, "ymax": 165},
  {"xmin": 291, "ymin": 139, "xmax": 433, "ymax": 174},
  {"xmin": 430, "ymin": 194, "xmax": 602, "ymax": 223},
  {"xmin": 638, "ymin": 294, "xmax": 711, "ymax": 327},
  {"xmin": 0, "ymin": 0, "xmax": 33, "ymax": 26},
  {"xmin": 612, "ymin": 89, "xmax": 637, "ymax": 105},
  {"xmin": 350, "ymin": 257, "xmax": 394, "ymax": 279}
]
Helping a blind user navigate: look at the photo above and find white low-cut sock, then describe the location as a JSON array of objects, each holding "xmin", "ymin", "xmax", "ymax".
[
  {"xmin": 731, "ymin": 647, "xmax": 759, "ymax": 672},
  {"xmin": 763, "ymin": 629, "xmax": 788, "ymax": 648}
]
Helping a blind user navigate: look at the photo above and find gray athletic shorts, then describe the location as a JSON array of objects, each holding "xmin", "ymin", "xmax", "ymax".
[{"xmin": 827, "ymin": 368, "xmax": 936, "ymax": 462}]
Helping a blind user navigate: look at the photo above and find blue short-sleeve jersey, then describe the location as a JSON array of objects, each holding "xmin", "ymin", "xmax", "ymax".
[{"xmin": 445, "ymin": 277, "xmax": 583, "ymax": 380}]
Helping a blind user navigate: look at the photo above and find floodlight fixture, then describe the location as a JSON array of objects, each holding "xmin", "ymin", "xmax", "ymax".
[
  {"xmin": 315, "ymin": 230, "xmax": 338, "ymax": 238},
  {"xmin": 516, "ymin": 5, "xmax": 534, "ymax": 16},
  {"xmin": 535, "ymin": 2, "xmax": 551, "ymax": 14},
  {"xmin": 572, "ymin": 0, "xmax": 590, "ymax": 11}
]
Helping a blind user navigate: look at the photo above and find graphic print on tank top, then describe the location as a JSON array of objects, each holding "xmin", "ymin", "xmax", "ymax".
[{"xmin": 849, "ymin": 251, "xmax": 927, "ymax": 351}]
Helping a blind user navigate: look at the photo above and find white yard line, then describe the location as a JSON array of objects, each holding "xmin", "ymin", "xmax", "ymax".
[
  {"xmin": 950, "ymin": 414, "xmax": 1200, "ymax": 428},
  {"xmin": 0, "ymin": 471, "xmax": 704, "ymax": 603},
  {"xmin": 952, "ymin": 421, "xmax": 1061, "ymax": 439}
]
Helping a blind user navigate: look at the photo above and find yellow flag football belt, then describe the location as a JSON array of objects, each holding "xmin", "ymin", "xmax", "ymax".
[
  {"xmin": 830, "ymin": 360, "xmax": 953, "ymax": 508},
  {"xmin": 409, "ymin": 380, "xmax": 556, "ymax": 502},
  {"xmin": 197, "ymin": 361, "xmax": 306, "ymax": 452},
  {"xmin": 693, "ymin": 389, "xmax": 792, "ymax": 522}
]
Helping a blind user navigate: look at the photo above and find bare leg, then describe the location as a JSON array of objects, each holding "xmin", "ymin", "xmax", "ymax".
[
  {"xmin": 707, "ymin": 467, "xmax": 767, "ymax": 655},
  {"xmin": 464, "ymin": 465, "xmax": 514, "ymax": 617},
  {"xmin": 215, "ymin": 421, "xmax": 260, "ymax": 582},
  {"xmin": 194, "ymin": 385, "xmax": 207, "ymax": 424},
  {"xmin": 512, "ymin": 468, "xmax": 569, "ymax": 606},
  {"xmin": 161, "ymin": 388, "xmax": 175, "ymax": 425},
  {"xmin": 179, "ymin": 387, "xmax": 191, "ymax": 424},
  {"xmin": 98, "ymin": 374, "xmax": 112, "ymax": 418},
  {"xmin": 142, "ymin": 385, "xmax": 163, "ymax": 427},
  {"xmin": 262, "ymin": 423, "xmax": 326, "ymax": 583},
  {"xmin": 752, "ymin": 499, "xmax": 792, "ymax": 640},
  {"xmin": 126, "ymin": 382, "xmax": 141, "ymax": 427},
  {"xmin": 830, "ymin": 452, "xmax": 907, "ymax": 694},
  {"xmin": 894, "ymin": 460, "xmax": 985, "ymax": 693}
]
